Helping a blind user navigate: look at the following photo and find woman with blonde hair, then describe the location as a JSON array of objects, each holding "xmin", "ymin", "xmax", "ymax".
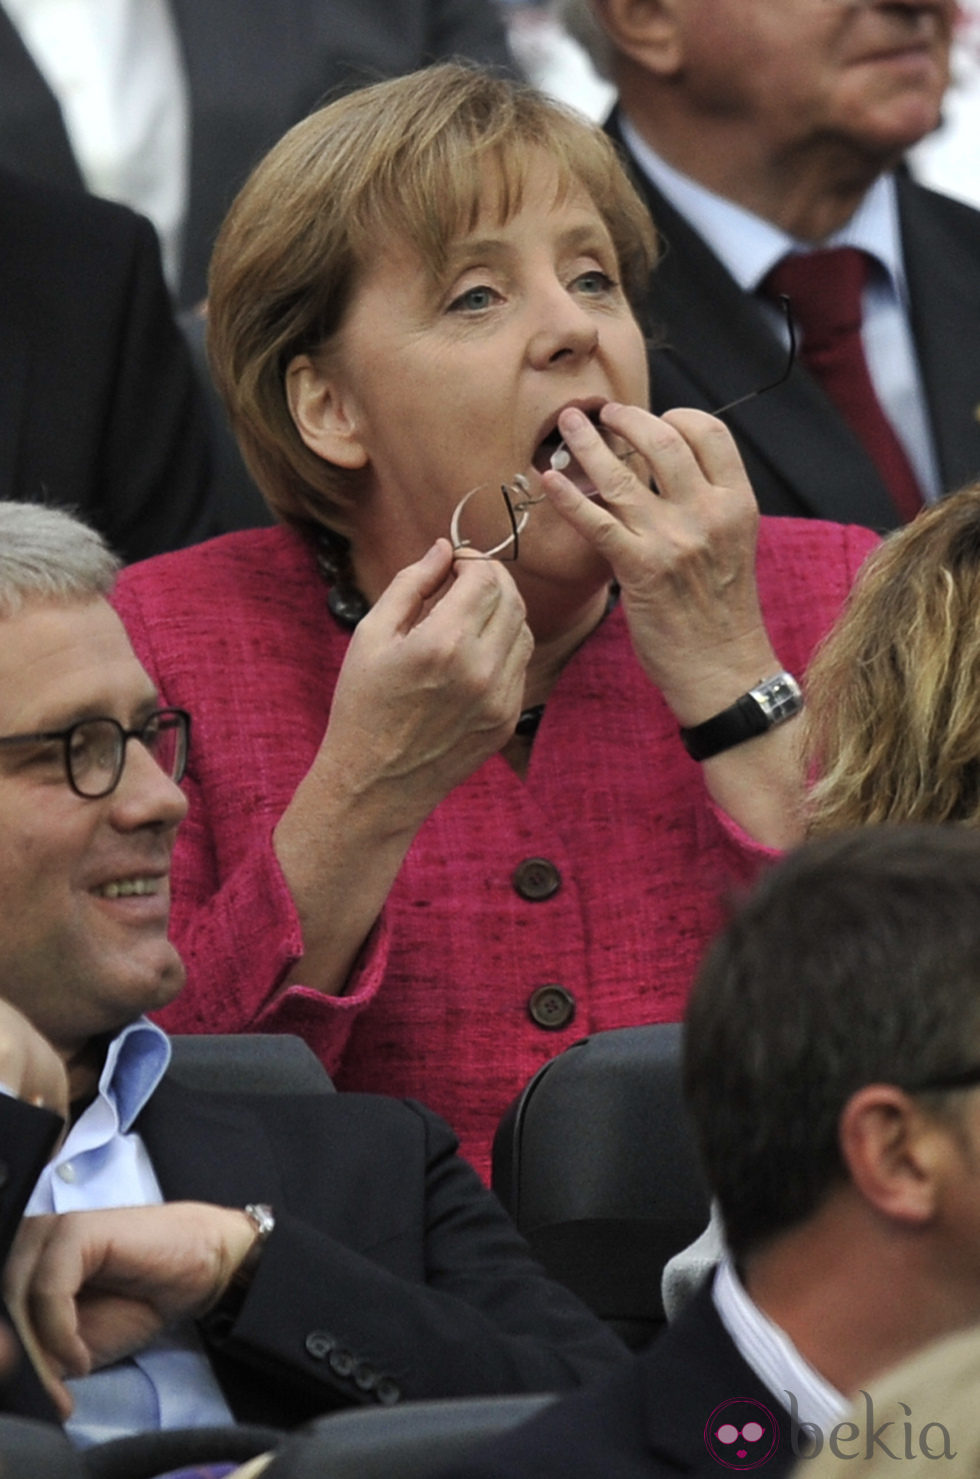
[
  {"xmin": 113, "ymin": 62, "xmax": 874, "ymax": 1177},
  {"xmin": 806, "ymin": 483, "xmax": 980, "ymax": 836}
]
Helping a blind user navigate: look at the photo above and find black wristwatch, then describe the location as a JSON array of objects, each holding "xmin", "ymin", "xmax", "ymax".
[{"xmin": 679, "ymin": 672, "xmax": 803, "ymax": 762}]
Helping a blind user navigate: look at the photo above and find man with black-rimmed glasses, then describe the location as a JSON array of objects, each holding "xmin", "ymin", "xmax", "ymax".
[{"xmin": 0, "ymin": 502, "xmax": 626, "ymax": 1457}]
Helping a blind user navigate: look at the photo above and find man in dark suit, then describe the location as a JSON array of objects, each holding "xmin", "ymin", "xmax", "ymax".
[
  {"xmin": 0, "ymin": 168, "xmax": 225, "ymax": 563},
  {"xmin": 559, "ymin": 0, "xmax": 980, "ymax": 531},
  {"xmin": 443, "ymin": 824, "xmax": 980, "ymax": 1477},
  {"xmin": 0, "ymin": 0, "xmax": 515, "ymax": 310},
  {"xmin": 0, "ymin": 502, "xmax": 625, "ymax": 1443}
]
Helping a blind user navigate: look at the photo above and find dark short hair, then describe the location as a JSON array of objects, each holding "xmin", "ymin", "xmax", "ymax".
[{"xmin": 684, "ymin": 825, "xmax": 980, "ymax": 1260}]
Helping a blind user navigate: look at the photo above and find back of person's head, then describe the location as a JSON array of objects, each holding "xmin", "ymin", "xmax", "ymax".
[
  {"xmin": 806, "ymin": 484, "xmax": 980, "ymax": 834},
  {"xmin": 684, "ymin": 825, "xmax": 980, "ymax": 1262},
  {"xmin": 0, "ymin": 503, "xmax": 119, "ymax": 618},
  {"xmin": 207, "ymin": 60, "xmax": 656, "ymax": 535}
]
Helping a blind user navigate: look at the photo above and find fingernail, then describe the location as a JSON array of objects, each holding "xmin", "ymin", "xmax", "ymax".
[{"xmin": 559, "ymin": 407, "xmax": 589, "ymax": 436}]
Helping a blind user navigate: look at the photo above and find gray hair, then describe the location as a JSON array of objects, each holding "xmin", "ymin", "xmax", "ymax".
[
  {"xmin": 0, "ymin": 503, "xmax": 120, "ymax": 618},
  {"xmin": 552, "ymin": 0, "xmax": 616, "ymax": 80}
]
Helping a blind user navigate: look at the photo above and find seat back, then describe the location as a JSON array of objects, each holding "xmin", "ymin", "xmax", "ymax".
[
  {"xmin": 0, "ymin": 1416, "xmax": 82, "ymax": 1479},
  {"xmin": 261, "ymin": 1394, "xmax": 558, "ymax": 1479},
  {"xmin": 81, "ymin": 1423, "xmax": 283, "ymax": 1479},
  {"xmin": 166, "ymin": 1034, "xmax": 334, "ymax": 1095},
  {"xmin": 492, "ymin": 1023, "xmax": 710, "ymax": 1348}
]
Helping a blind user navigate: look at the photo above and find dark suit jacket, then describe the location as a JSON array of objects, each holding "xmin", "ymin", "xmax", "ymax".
[
  {"xmin": 0, "ymin": 0, "xmax": 513, "ymax": 309},
  {"xmin": 0, "ymin": 168, "xmax": 217, "ymax": 563},
  {"xmin": 0, "ymin": 1079, "xmax": 626, "ymax": 1432},
  {"xmin": 0, "ymin": 1098, "xmax": 62, "ymax": 1422},
  {"xmin": 441, "ymin": 1284, "xmax": 798, "ymax": 1479},
  {"xmin": 607, "ymin": 114, "xmax": 980, "ymax": 532}
]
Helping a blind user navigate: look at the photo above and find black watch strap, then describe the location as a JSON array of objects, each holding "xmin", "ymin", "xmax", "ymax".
[
  {"xmin": 679, "ymin": 673, "xmax": 803, "ymax": 762},
  {"xmin": 201, "ymin": 1203, "xmax": 275, "ymax": 1336}
]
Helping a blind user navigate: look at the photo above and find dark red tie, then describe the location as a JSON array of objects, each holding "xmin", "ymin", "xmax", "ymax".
[{"xmin": 763, "ymin": 247, "xmax": 923, "ymax": 523}]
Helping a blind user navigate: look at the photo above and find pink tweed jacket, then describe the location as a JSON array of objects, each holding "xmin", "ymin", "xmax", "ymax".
[{"xmin": 114, "ymin": 519, "xmax": 876, "ymax": 1178}]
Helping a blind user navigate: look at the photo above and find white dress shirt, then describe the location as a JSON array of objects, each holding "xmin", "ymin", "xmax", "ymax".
[
  {"xmin": 713, "ymin": 1256, "xmax": 846, "ymax": 1438},
  {"xmin": 621, "ymin": 117, "xmax": 941, "ymax": 501},
  {"xmin": 2, "ymin": 0, "xmax": 189, "ymax": 291},
  {"xmin": 24, "ymin": 1018, "xmax": 234, "ymax": 1447}
]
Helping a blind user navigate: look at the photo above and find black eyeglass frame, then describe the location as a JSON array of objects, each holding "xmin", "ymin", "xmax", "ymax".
[
  {"xmin": 902, "ymin": 1065, "xmax": 980, "ymax": 1096},
  {"xmin": 0, "ymin": 707, "xmax": 191, "ymax": 799},
  {"xmin": 708, "ymin": 294, "xmax": 797, "ymax": 419}
]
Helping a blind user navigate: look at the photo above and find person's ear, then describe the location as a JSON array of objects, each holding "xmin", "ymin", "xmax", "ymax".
[
  {"xmin": 839, "ymin": 1085, "xmax": 957, "ymax": 1227},
  {"xmin": 593, "ymin": 0, "xmax": 684, "ymax": 76},
  {"xmin": 286, "ymin": 354, "xmax": 368, "ymax": 470}
]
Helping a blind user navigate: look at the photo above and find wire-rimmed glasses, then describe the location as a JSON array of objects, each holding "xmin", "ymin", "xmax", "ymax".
[
  {"xmin": 0, "ymin": 707, "xmax": 191, "ymax": 798},
  {"xmin": 448, "ymin": 294, "xmax": 797, "ymax": 561},
  {"xmin": 449, "ymin": 475, "xmax": 544, "ymax": 563}
]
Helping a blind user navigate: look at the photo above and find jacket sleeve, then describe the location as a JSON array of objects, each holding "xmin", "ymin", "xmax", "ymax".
[
  {"xmin": 199, "ymin": 1102, "xmax": 629, "ymax": 1409},
  {"xmin": 110, "ymin": 579, "xmax": 386, "ymax": 1074},
  {"xmin": 0, "ymin": 1096, "xmax": 65, "ymax": 1421},
  {"xmin": 696, "ymin": 518, "xmax": 881, "ymax": 871}
]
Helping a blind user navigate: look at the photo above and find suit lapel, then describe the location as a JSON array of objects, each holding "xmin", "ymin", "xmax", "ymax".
[
  {"xmin": 167, "ymin": 0, "xmax": 312, "ymax": 305},
  {"xmin": 608, "ymin": 113, "xmax": 904, "ymax": 529},
  {"xmin": 136, "ymin": 1074, "xmax": 285, "ymax": 1209},
  {"xmin": 899, "ymin": 175, "xmax": 980, "ymax": 497},
  {"xmin": 0, "ymin": 14, "xmax": 86, "ymax": 189}
]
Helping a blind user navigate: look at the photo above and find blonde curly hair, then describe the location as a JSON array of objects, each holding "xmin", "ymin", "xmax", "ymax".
[{"xmin": 806, "ymin": 484, "xmax": 980, "ymax": 834}]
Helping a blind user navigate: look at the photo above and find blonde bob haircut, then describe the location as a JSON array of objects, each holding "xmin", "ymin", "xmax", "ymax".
[
  {"xmin": 806, "ymin": 484, "xmax": 980, "ymax": 834},
  {"xmin": 207, "ymin": 62, "xmax": 658, "ymax": 534}
]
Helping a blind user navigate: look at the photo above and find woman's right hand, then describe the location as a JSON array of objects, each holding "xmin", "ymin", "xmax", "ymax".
[
  {"xmin": 272, "ymin": 539, "xmax": 532, "ymax": 997},
  {"xmin": 322, "ymin": 537, "xmax": 533, "ymax": 825}
]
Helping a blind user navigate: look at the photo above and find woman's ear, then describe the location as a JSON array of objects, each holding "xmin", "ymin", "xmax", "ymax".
[
  {"xmin": 593, "ymin": 0, "xmax": 684, "ymax": 77},
  {"xmin": 839, "ymin": 1085, "xmax": 957, "ymax": 1228},
  {"xmin": 286, "ymin": 353, "xmax": 369, "ymax": 470}
]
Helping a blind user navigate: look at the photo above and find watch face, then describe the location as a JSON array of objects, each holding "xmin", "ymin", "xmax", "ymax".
[{"xmin": 754, "ymin": 674, "xmax": 803, "ymax": 725}]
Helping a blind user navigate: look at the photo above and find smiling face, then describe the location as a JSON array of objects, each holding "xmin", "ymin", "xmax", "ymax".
[
  {"xmin": 0, "ymin": 598, "xmax": 187, "ymax": 1062},
  {"xmin": 673, "ymin": 0, "xmax": 953, "ymax": 169},
  {"xmin": 288, "ymin": 154, "xmax": 650, "ymax": 610}
]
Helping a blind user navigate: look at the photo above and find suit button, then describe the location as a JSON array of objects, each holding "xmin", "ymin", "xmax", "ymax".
[
  {"xmin": 527, "ymin": 985, "xmax": 576, "ymax": 1030},
  {"xmin": 0, "ymin": 1159, "xmax": 9, "ymax": 1189},
  {"xmin": 376, "ymin": 1377, "xmax": 402, "ymax": 1405},
  {"xmin": 329, "ymin": 1349, "xmax": 356, "ymax": 1377},
  {"xmin": 305, "ymin": 1332, "xmax": 335, "ymax": 1360},
  {"xmin": 353, "ymin": 1363, "xmax": 377, "ymax": 1392},
  {"xmin": 512, "ymin": 858, "xmax": 561, "ymax": 901}
]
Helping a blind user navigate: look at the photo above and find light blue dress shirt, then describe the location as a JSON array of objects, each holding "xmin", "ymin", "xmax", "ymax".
[
  {"xmin": 24, "ymin": 1019, "xmax": 235, "ymax": 1447},
  {"xmin": 621, "ymin": 117, "xmax": 941, "ymax": 502}
]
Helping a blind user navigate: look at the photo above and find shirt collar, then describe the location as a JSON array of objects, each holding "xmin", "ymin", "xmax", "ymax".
[
  {"xmin": 619, "ymin": 116, "xmax": 907, "ymax": 300},
  {"xmin": 96, "ymin": 1017, "xmax": 171, "ymax": 1133},
  {"xmin": 713, "ymin": 1256, "xmax": 846, "ymax": 1433}
]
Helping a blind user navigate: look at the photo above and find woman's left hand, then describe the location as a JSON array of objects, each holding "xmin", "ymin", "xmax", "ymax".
[{"xmin": 541, "ymin": 403, "xmax": 781, "ymax": 728}]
